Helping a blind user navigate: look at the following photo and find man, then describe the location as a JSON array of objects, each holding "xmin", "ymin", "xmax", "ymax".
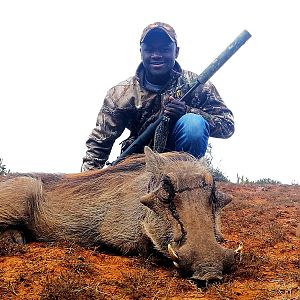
[{"xmin": 81, "ymin": 22, "xmax": 234, "ymax": 171}]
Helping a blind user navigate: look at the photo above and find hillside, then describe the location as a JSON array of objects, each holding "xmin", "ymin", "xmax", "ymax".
[{"xmin": 0, "ymin": 183, "xmax": 299, "ymax": 300}]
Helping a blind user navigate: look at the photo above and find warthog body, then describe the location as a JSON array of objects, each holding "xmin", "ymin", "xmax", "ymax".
[{"xmin": 0, "ymin": 147, "xmax": 238, "ymax": 282}]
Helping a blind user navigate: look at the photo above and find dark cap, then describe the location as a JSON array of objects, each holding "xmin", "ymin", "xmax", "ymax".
[{"xmin": 140, "ymin": 22, "xmax": 177, "ymax": 45}]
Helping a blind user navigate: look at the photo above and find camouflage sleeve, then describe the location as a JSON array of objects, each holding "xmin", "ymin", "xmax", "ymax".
[
  {"xmin": 185, "ymin": 82, "xmax": 234, "ymax": 139},
  {"xmin": 81, "ymin": 92, "xmax": 126, "ymax": 171}
]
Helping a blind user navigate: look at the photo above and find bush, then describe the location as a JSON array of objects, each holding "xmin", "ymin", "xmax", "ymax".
[
  {"xmin": 236, "ymin": 174, "xmax": 281, "ymax": 185},
  {"xmin": 212, "ymin": 167, "xmax": 230, "ymax": 182},
  {"xmin": 252, "ymin": 178, "xmax": 281, "ymax": 185},
  {"xmin": 205, "ymin": 144, "xmax": 230, "ymax": 182},
  {"xmin": 0, "ymin": 158, "xmax": 9, "ymax": 175}
]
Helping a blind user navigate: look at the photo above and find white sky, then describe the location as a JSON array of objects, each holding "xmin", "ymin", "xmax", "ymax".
[{"xmin": 0, "ymin": 0, "xmax": 299, "ymax": 184}]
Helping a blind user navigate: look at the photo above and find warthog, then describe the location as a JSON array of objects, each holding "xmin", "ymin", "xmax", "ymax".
[{"xmin": 0, "ymin": 147, "xmax": 241, "ymax": 282}]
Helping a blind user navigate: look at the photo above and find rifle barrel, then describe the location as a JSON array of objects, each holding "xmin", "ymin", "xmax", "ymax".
[
  {"xmin": 196, "ymin": 30, "xmax": 251, "ymax": 85},
  {"xmin": 180, "ymin": 30, "xmax": 251, "ymax": 103}
]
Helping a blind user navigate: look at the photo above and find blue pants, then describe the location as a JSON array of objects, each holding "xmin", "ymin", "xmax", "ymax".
[{"xmin": 166, "ymin": 113, "xmax": 210, "ymax": 158}]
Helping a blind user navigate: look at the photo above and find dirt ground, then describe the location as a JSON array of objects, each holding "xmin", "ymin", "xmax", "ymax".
[{"xmin": 0, "ymin": 182, "xmax": 299, "ymax": 300}]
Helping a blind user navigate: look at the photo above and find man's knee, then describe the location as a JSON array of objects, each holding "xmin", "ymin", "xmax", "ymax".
[
  {"xmin": 175, "ymin": 113, "xmax": 210, "ymax": 138},
  {"xmin": 171, "ymin": 113, "xmax": 210, "ymax": 157}
]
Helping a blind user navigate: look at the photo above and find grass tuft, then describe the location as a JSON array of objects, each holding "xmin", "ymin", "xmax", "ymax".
[
  {"xmin": 0, "ymin": 239, "xmax": 26, "ymax": 256},
  {"xmin": 40, "ymin": 273, "xmax": 105, "ymax": 300}
]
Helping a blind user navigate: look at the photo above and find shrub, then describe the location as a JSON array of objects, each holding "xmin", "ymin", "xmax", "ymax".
[
  {"xmin": 0, "ymin": 158, "xmax": 9, "ymax": 175},
  {"xmin": 212, "ymin": 167, "xmax": 230, "ymax": 182},
  {"xmin": 236, "ymin": 174, "xmax": 281, "ymax": 185},
  {"xmin": 253, "ymin": 178, "xmax": 281, "ymax": 185},
  {"xmin": 205, "ymin": 144, "xmax": 230, "ymax": 182}
]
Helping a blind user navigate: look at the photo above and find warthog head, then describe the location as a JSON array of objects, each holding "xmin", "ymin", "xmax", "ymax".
[{"xmin": 141, "ymin": 147, "xmax": 241, "ymax": 283}]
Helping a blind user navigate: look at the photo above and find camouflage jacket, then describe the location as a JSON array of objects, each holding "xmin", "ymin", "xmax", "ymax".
[{"xmin": 82, "ymin": 62, "xmax": 234, "ymax": 170}]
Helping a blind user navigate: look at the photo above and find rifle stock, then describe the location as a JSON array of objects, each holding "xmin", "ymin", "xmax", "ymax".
[{"xmin": 111, "ymin": 30, "xmax": 251, "ymax": 166}]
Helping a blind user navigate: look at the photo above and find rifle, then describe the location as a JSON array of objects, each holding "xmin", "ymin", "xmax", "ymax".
[{"xmin": 111, "ymin": 30, "xmax": 251, "ymax": 166}]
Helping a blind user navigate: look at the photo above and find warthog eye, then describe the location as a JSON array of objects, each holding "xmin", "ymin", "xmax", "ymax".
[{"xmin": 155, "ymin": 176, "xmax": 175, "ymax": 203}]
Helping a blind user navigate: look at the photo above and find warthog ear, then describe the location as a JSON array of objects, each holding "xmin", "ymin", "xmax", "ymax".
[
  {"xmin": 215, "ymin": 191, "xmax": 233, "ymax": 209},
  {"xmin": 201, "ymin": 173, "xmax": 214, "ymax": 187},
  {"xmin": 144, "ymin": 146, "xmax": 166, "ymax": 175}
]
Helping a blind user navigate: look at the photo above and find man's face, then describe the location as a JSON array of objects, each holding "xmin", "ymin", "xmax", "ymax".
[{"xmin": 140, "ymin": 30, "xmax": 179, "ymax": 85}]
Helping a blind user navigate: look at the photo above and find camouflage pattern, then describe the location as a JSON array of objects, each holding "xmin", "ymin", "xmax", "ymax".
[
  {"xmin": 81, "ymin": 62, "xmax": 234, "ymax": 171},
  {"xmin": 140, "ymin": 22, "xmax": 177, "ymax": 45}
]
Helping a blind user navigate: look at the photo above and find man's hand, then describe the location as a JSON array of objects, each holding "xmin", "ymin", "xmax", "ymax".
[{"xmin": 164, "ymin": 96, "xmax": 186, "ymax": 120}]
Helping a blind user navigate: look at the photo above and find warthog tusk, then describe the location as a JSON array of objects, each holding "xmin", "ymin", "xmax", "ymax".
[
  {"xmin": 173, "ymin": 261, "xmax": 180, "ymax": 268},
  {"xmin": 168, "ymin": 244, "xmax": 179, "ymax": 260},
  {"xmin": 234, "ymin": 242, "xmax": 243, "ymax": 253},
  {"xmin": 234, "ymin": 242, "xmax": 243, "ymax": 261}
]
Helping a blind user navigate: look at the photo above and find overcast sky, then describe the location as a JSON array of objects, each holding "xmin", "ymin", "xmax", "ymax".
[{"xmin": 1, "ymin": 0, "xmax": 299, "ymax": 184}]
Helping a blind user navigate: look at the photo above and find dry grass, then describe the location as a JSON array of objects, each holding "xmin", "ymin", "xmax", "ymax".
[
  {"xmin": 40, "ymin": 273, "xmax": 105, "ymax": 300},
  {"xmin": 114, "ymin": 256, "xmax": 195, "ymax": 299},
  {"xmin": 0, "ymin": 239, "xmax": 27, "ymax": 256},
  {"xmin": 0, "ymin": 278, "xmax": 18, "ymax": 297}
]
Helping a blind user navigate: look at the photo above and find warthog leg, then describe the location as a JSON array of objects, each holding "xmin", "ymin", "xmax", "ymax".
[{"xmin": 0, "ymin": 229, "xmax": 26, "ymax": 244}]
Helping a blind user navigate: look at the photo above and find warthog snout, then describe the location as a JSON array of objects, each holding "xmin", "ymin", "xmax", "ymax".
[
  {"xmin": 191, "ymin": 269, "xmax": 224, "ymax": 283},
  {"xmin": 168, "ymin": 242, "xmax": 241, "ymax": 283}
]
